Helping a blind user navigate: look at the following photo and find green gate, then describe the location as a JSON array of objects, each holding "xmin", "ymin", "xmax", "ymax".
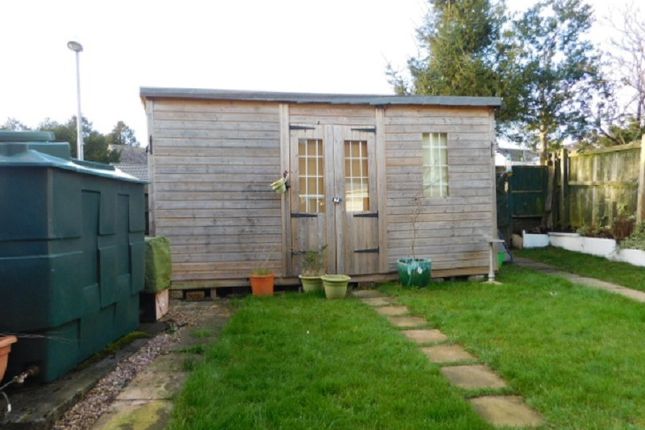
[{"xmin": 496, "ymin": 166, "xmax": 548, "ymax": 237}]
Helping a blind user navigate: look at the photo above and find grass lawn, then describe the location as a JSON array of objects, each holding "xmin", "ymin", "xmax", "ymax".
[
  {"xmin": 383, "ymin": 265, "xmax": 645, "ymax": 430},
  {"xmin": 516, "ymin": 246, "xmax": 645, "ymax": 292},
  {"xmin": 170, "ymin": 293, "xmax": 491, "ymax": 430}
]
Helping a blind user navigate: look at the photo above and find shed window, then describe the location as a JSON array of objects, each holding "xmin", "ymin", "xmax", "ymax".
[
  {"xmin": 298, "ymin": 138, "xmax": 325, "ymax": 213},
  {"xmin": 344, "ymin": 140, "xmax": 369, "ymax": 212},
  {"xmin": 422, "ymin": 132, "xmax": 448, "ymax": 197}
]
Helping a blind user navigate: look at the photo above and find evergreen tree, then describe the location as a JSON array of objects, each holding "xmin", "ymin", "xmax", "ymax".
[
  {"xmin": 107, "ymin": 121, "xmax": 139, "ymax": 147},
  {"xmin": 396, "ymin": 0, "xmax": 607, "ymax": 162},
  {"xmin": 39, "ymin": 116, "xmax": 120, "ymax": 163}
]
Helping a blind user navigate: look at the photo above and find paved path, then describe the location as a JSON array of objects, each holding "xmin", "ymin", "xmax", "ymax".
[
  {"xmin": 353, "ymin": 289, "xmax": 544, "ymax": 428},
  {"xmin": 92, "ymin": 301, "xmax": 233, "ymax": 430},
  {"xmin": 514, "ymin": 257, "xmax": 645, "ymax": 303}
]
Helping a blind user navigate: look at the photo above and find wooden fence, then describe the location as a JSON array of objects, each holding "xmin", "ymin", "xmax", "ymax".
[{"xmin": 564, "ymin": 138, "xmax": 644, "ymax": 229}]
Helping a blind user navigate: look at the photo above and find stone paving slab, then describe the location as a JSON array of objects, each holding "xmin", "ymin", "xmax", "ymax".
[
  {"xmin": 388, "ymin": 316, "xmax": 427, "ymax": 328},
  {"xmin": 360, "ymin": 297, "xmax": 395, "ymax": 306},
  {"xmin": 115, "ymin": 366, "xmax": 187, "ymax": 401},
  {"xmin": 402, "ymin": 329, "xmax": 448, "ymax": 344},
  {"xmin": 469, "ymin": 396, "xmax": 543, "ymax": 428},
  {"xmin": 374, "ymin": 305, "xmax": 409, "ymax": 316},
  {"xmin": 92, "ymin": 301, "xmax": 233, "ymax": 430},
  {"xmin": 92, "ymin": 400, "xmax": 172, "ymax": 430},
  {"xmin": 441, "ymin": 365, "xmax": 507, "ymax": 389},
  {"xmin": 422, "ymin": 344, "xmax": 476, "ymax": 364},
  {"xmin": 352, "ymin": 290, "xmax": 385, "ymax": 299}
]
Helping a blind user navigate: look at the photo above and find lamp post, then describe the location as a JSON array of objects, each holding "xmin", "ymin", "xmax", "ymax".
[{"xmin": 67, "ymin": 40, "xmax": 84, "ymax": 160}]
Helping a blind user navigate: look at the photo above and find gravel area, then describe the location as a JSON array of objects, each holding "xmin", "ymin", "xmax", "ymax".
[{"xmin": 53, "ymin": 300, "xmax": 228, "ymax": 430}]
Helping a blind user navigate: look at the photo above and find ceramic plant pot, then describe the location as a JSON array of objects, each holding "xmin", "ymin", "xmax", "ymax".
[
  {"xmin": 250, "ymin": 273, "xmax": 275, "ymax": 296},
  {"xmin": 0, "ymin": 335, "xmax": 17, "ymax": 382},
  {"xmin": 299, "ymin": 275, "xmax": 323, "ymax": 293},
  {"xmin": 321, "ymin": 274, "xmax": 351, "ymax": 299},
  {"xmin": 397, "ymin": 258, "xmax": 432, "ymax": 287}
]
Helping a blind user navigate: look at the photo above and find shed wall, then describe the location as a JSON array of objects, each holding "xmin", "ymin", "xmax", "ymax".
[
  {"xmin": 149, "ymin": 100, "xmax": 283, "ymax": 285},
  {"xmin": 383, "ymin": 106, "xmax": 495, "ymax": 275}
]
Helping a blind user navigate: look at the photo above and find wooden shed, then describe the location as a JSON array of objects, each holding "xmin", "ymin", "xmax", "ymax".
[{"xmin": 140, "ymin": 88, "xmax": 501, "ymax": 290}]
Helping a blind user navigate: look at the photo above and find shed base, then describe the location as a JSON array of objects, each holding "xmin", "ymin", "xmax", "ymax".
[{"xmin": 170, "ymin": 266, "xmax": 490, "ymax": 294}]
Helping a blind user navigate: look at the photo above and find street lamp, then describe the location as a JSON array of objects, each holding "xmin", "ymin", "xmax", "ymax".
[{"xmin": 67, "ymin": 40, "xmax": 84, "ymax": 160}]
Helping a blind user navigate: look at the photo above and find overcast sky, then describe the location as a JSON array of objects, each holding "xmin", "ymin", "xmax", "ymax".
[{"xmin": 0, "ymin": 0, "xmax": 631, "ymax": 145}]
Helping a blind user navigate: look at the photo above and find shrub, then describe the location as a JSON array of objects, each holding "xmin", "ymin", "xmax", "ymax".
[{"xmin": 621, "ymin": 223, "xmax": 645, "ymax": 250}]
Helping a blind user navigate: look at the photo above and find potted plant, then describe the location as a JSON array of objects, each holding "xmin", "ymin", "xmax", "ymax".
[
  {"xmin": 299, "ymin": 245, "xmax": 327, "ymax": 292},
  {"xmin": 321, "ymin": 274, "xmax": 351, "ymax": 299},
  {"xmin": 249, "ymin": 268, "xmax": 275, "ymax": 296},
  {"xmin": 0, "ymin": 335, "xmax": 17, "ymax": 382},
  {"xmin": 397, "ymin": 195, "xmax": 431, "ymax": 287}
]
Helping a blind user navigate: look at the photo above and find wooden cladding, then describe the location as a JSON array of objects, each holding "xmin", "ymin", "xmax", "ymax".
[{"xmin": 147, "ymin": 99, "xmax": 497, "ymax": 286}]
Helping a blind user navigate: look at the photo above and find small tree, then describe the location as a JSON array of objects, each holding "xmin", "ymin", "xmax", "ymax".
[
  {"xmin": 301, "ymin": 245, "xmax": 327, "ymax": 276},
  {"xmin": 509, "ymin": 0, "xmax": 606, "ymax": 161}
]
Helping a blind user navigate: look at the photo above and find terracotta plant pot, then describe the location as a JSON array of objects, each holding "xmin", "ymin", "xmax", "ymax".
[
  {"xmin": 0, "ymin": 335, "xmax": 17, "ymax": 382},
  {"xmin": 250, "ymin": 273, "xmax": 275, "ymax": 296},
  {"xmin": 321, "ymin": 274, "xmax": 351, "ymax": 299},
  {"xmin": 299, "ymin": 275, "xmax": 323, "ymax": 292}
]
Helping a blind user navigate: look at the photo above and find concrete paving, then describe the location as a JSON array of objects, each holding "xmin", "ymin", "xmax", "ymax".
[
  {"xmin": 0, "ymin": 324, "xmax": 166, "ymax": 430},
  {"xmin": 422, "ymin": 345, "xmax": 476, "ymax": 364},
  {"xmin": 402, "ymin": 329, "xmax": 448, "ymax": 344},
  {"xmin": 515, "ymin": 257, "xmax": 645, "ymax": 303},
  {"xmin": 360, "ymin": 297, "xmax": 396, "ymax": 307},
  {"xmin": 441, "ymin": 365, "xmax": 508, "ymax": 390},
  {"xmin": 469, "ymin": 395, "xmax": 544, "ymax": 427},
  {"xmin": 92, "ymin": 301, "xmax": 232, "ymax": 430},
  {"xmin": 387, "ymin": 316, "xmax": 428, "ymax": 328},
  {"xmin": 374, "ymin": 305, "xmax": 409, "ymax": 316}
]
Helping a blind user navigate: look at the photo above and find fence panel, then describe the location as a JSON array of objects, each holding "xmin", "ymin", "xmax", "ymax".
[{"xmin": 568, "ymin": 141, "xmax": 641, "ymax": 229}]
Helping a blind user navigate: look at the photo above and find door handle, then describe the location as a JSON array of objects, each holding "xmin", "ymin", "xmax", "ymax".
[{"xmin": 332, "ymin": 196, "xmax": 342, "ymax": 204}]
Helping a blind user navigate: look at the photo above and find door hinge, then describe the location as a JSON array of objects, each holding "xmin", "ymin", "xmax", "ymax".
[
  {"xmin": 354, "ymin": 247, "xmax": 379, "ymax": 254},
  {"xmin": 290, "ymin": 212, "xmax": 317, "ymax": 218},
  {"xmin": 353, "ymin": 211, "xmax": 378, "ymax": 218},
  {"xmin": 351, "ymin": 126, "xmax": 376, "ymax": 133},
  {"xmin": 289, "ymin": 124, "xmax": 316, "ymax": 130}
]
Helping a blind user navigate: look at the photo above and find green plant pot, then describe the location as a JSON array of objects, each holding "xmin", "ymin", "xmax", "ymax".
[
  {"xmin": 299, "ymin": 275, "xmax": 323, "ymax": 292},
  {"xmin": 396, "ymin": 258, "xmax": 431, "ymax": 287},
  {"xmin": 321, "ymin": 274, "xmax": 351, "ymax": 299}
]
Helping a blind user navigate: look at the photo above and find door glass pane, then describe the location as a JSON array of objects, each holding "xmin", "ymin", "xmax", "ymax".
[
  {"xmin": 298, "ymin": 138, "xmax": 325, "ymax": 214},
  {"xmin": 344, "ymin": 140, "xmax": 369, "ymax": 212}
]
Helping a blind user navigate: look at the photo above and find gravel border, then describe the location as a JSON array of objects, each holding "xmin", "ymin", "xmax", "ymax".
[{"xmin": 52, "ymin": 301, "xmax": 221, "ymax": 430}]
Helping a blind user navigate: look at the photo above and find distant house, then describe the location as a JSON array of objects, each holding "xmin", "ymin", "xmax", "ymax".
[
  {"xmin": 496, "ymin": 146, "xmax": 539, "ymax": 166},
  {"xmin": 140, "ymin": 87, "xmax": 501, "ymax": 290},
  {"xmin": 110, "ymin": 144, "xmax": 148, "ymax": 181}
]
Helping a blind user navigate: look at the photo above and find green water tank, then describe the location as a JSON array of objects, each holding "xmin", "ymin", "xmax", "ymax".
[{"xmin": 0, "ymin": 131, "xmax": 146, "ymax": 382}]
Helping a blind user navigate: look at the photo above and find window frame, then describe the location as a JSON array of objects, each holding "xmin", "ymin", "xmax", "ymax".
[{"xmin": 421, "ymin": 132, "xmax": 449, "ymax": 198}]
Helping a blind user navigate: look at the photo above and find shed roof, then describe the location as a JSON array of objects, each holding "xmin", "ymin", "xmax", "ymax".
[{"xmin": 140, "ymin": 87, "xmax": 501, "ymax": 107}]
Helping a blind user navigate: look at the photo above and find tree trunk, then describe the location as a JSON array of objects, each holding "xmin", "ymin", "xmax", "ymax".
[{"xmin": 539, "ymin": 130, "xmax": 548, "ymax": 166}]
